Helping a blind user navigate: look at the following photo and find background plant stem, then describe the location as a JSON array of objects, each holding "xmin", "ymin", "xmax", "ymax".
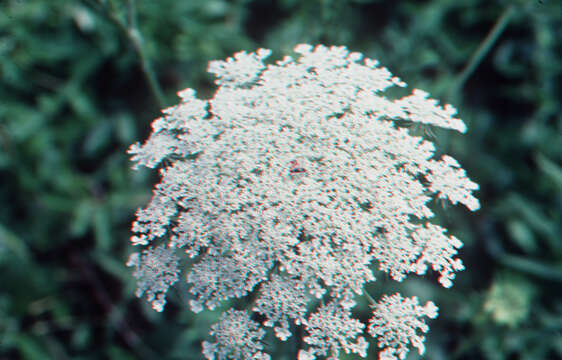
[{"xmin": 452, "ymin": 5, "xmax": 515, "ymax": 94}]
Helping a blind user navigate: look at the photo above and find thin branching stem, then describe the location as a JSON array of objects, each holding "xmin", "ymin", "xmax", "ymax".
[
  {"xmin": 363, "ymin": 290, "xmax": 377, "ymax": 306},
  {"xmin": 452, "ymin": 5, "xmax": 515, "ymax": 94},
  {"xmin": 125, "ymin": 0, "xmax": 166, "ymax": 108},
  {"xmin": 83, "ymin": 0, "xmax": 166, "ymax": 108}
]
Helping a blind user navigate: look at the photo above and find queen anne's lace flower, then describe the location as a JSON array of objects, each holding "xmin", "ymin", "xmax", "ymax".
[
  {"xmin": 126, "ymin": 245, "xmax": 179, "ymax": 312},
  {"xmin": 253, "ymin": 274, "xmax": 308, "ymax": 339},
  {"xmin": 301, "ymin": 301, "xmax": 368, "ymax": 359},
  {"xmin": 202, "ymin": 309, "xmax": 270, "ymax": 360},
  {"xmin": 368, "ymin": 294, "xmax": 438, "ymax": 360},
  {"xmin": 127, "ymin": 44, "xmax": 479, "ymax": 359}
]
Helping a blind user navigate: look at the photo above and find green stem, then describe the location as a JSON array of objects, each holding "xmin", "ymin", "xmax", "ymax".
[
  {"xmin": 125, "ymin": 0, "xmax": 166, "ymax": 108},
  {"xmin": 83, "ymin": 0, "xmax": 166, "ymax": 108},
  {"xmin": 363, "ymin": 290, "xmax": 377, "ymax": 306},
  {"xmin": 452, "ymin": 5, "xmax": 515, "ymax": 94}
]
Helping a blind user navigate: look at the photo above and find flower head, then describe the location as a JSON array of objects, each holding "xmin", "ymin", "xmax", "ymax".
[{"xmin": 127, "ymin": 44, "xmax": 479, "ymax": 359}]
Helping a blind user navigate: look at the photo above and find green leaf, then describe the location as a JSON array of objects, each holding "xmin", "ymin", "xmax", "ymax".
[
  {"xmin": 93, "ymin": 204, "xmax": 112, "ymax": 250},
  {"xmin": 14, "ymin": 335, "xmax": 50, "ymax": 360},
  {"xmin": 506, "ymin": 220, "xmax": 537, "ymax": 254},
  {"xmin": 84, "ymin": 121, "xmax": 113, "ymax": 156},
  {"xmin": 92, "ymin": 249, "xmax": 131, "ymax": 282},
  {"xmin": 70, "ymin": 199, "xmax": 94, "ymax": 237},
  {"xmin": 536, "ymin": 153, "xmax": 562, "ymax": 189},
  {"xmin": 0, "ymin": 222, "xmax": 29, "ymax": 260}
]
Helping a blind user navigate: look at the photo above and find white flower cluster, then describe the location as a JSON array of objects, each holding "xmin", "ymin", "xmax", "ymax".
[
  {"xmin": 127, "ymin": 44, "xmax": 479, "ymax": 360},
  {"xmin": 368, "ymin": 294, "xmax": 438, "ymax": 360},
  {"xmin": 202, "ymin": 310, "xmax": 270, "ymax": 360},
  {"xmin": 126, "ymin": 245, "xmax": 179, "ymax": 312}
]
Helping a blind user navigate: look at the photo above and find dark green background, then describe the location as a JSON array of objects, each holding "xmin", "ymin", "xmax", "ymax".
[{"xmin": 1, "ymin": 0, "xmax": 561, "ymax": 359}]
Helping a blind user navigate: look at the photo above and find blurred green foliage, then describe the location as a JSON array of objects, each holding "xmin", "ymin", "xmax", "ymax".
[{"xmin": 0, "ymin": 0, "xmax": 561, "ymax": 359}]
